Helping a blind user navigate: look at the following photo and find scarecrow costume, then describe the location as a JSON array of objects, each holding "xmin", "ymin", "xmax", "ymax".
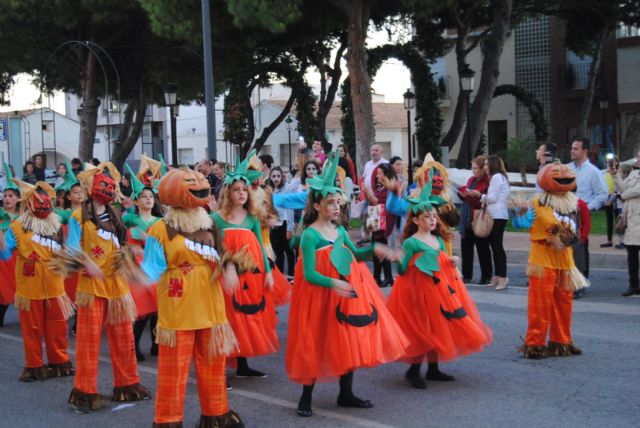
[
  {"xmin": 514, "ymin": 164, "xmax": 588, "ymax": 359},
  {"xmin": 122, "ymin": 162, "xmax": 163, "ymax": 361},
  {"xmin": 56, "ymin": 161, "xmax": 150, "ymax": 412},
  {"xmin": 285, "ymin": 153, "xmax": 409, "ymax": 417},
  {"xmin": 141, "ymin": 166, "xmax": 244, "ymax": 427},
  {"xmin": 0, "ymin": 164, "xmax": 20, "ymax": 326},
  {"xmin": 387, "ymin": 172, "xmax": 492, "ymax": 389},
  {"xmin": 212, "ymin": 151, "xmax": 279, "ymax": 378},
  {"xmin": 0, "ymin": 179, "xmax": 75, "ymax": 381}
]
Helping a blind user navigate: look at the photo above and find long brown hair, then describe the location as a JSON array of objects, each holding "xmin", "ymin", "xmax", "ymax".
[
  {"xmin": 486, "ymin": 155, "xmax": 508, "ymax": 179},
  {"xmin": 402, "ymin": 208, "xmax": 451, "ymax": 242},
  {"xmin": 301, "ymin": 190, "xmax": 342, "ymax": 228},
  {"xmin": 217, "ymin": 180, "xmax": 259, "ymax": 220}
]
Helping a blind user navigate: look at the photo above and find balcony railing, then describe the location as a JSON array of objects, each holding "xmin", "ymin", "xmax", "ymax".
[
  {"xmin": 617, "ymin": 25, "xmax": 640, "ymax": 38},
  {"xmin": 557, "ymin": 62, "xmax": 602, "ymax": 90}
]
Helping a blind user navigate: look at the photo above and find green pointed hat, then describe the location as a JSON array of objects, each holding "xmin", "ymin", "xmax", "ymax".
[
  {"xmin": 307, "ymin": 151, "xmax": 341, "ymax": 197},
  {"xmin": 224, "ymin": 149, "xmax": 257, "ymax": 186},
  {"xmin": 124, "ymin": 163, "xmax": 148, "ymax": 200},
  {"xmin": 55, "ymin": 160, "xmax": 79, "ymax": 192},
  {"xmin": 158, "ymin": 154, "xmax": 168, "ymax": 177},
  {"xmin": 4, "ymin": 163, "xmax": 19, "ymax": 192},
  {"xmin": 405, "ymin": 169, "xmax": 446, "ymax": 214}
]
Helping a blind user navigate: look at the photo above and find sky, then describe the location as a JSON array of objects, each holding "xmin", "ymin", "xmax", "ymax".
[{"xmin": 0, "ymin": 26, "xmax": 412, "ymax": 115}]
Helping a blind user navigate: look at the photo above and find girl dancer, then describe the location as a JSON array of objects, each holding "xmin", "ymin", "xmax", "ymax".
[
  {"xmin": 212, "ymin": 151, "xmax": 277, "ymax": 378},
  {"xmin": 387, "ymin": 173, "xmax": 492, "ymax": 389},
  {"xmin": 0, "ymin": 165, "xmax": 20, "ymax": 326},
  {"xmin": 286, "ymin": 153, "xmax": 408, "ymax": 417}
]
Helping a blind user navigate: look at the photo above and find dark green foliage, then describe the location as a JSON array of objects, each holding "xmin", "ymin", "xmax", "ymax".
[{"xmin": 494, "ymin": 84, "xmax": 549, "ymax": 142}]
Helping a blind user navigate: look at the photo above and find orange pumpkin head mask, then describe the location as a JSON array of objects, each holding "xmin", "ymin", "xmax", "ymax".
[
  {"xmin": 537, "ymin": 163, "xmax": 576, "ymax": 194},
  {"xmin": 158, "ymin": 166, "xmax": 211, "ymax": 209}
]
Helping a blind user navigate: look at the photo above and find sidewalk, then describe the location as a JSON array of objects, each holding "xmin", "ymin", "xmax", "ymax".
[{"xmin": 349, "ymin": 229, "xmax": 627, "ymax": 269}]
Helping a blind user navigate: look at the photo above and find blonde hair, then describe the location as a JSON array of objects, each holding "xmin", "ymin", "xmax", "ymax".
[{"xmin": 217, "ymin": 180, "xmax": 260, "ymax": 220}]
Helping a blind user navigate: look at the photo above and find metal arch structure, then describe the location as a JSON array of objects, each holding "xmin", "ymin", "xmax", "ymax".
[{"xmin": 39, "ymin": 40, "xmax": 122, "ymax": 164}]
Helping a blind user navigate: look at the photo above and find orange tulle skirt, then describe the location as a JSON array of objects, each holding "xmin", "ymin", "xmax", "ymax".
[
  {"xmin": 270, "ymin": 262, "xmax": 291, "ymax": 306},
  {"xmin": 387, "ymin": 251, "xmax": 492, "ymax": 363},
  {"xmin": 286, "ymin": 246, "xmax": 409, "ymax": 385},
  {"xmin": 0, "ymin": 254, "xmax": 17, "ymax": 305},
  {"xmin": 222, "ymin": 228, "xmax": 279, "ymax": 358}
]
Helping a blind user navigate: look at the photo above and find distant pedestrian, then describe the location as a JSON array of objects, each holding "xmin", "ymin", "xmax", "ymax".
[
  {"xmin": 601, "ymin": 156, "xmax": 620, "ymax": 248},
  {"xmin": 22, "ymin": 161, "xmax": 37, "ymax": 184},
  {"xmin": 481, "ymin": 155, "xmax": 510, "ymax": 290},
  {"xmin": 32, "ymin": 154, "xmax": 46, "ymax": 181},
  {"xmin": 211, "ymin": 161, "xmax": 226, "ymax": 200},
  {"xmin": 71, "ymin": 158, "xmax": 83, "ymax": 175},
  {"xmin": 90, "ymin": 158, "xmax": 100, "ymax": 167}
]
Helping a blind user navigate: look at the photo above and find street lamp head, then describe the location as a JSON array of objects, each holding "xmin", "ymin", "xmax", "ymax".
[
  {"xmin": 285, "ymin": 115, "xmax": 293, "ymax": 130},
  {"xmin": 403, "ymin": 89, "xmax": 415, "ymax": 110},
  {"xmin": 163, "ymin": 83, "xmax": 178, "ymax": 106},
  {"xmin": 460, "ymin": 64, "xmax": 475, "ymax": 93},
  {"xmin": 599, "ymin": 96, "xmax": 609, "ymax": 110}
]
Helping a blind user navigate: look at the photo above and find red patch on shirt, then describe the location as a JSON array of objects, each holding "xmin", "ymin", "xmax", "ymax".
[
  {"xmin": 168, "ymin": 278, "xmax": 184, "ymax": 298},
  {"xmin": 178, "ymin": 261, "xmax": 193, "ymax": 275},
  {"xmin": 90, "ymin": 246, "xmax": 105, "ymax": 259}
]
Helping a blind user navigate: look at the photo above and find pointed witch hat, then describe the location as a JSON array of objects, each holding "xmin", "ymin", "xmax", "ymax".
[
  {"xmin": 55, "ymin": 159, "xmax": 79, "ymax": 192},
  {"xmin": 224, "ymin": 149, "xmax": 258, "ymax": 186},
  {"xmin": 307, "ymin": 151, "xmax": 341, "ymax": 197},
  {"xmin": 4, "ymin": 163, "xmax": 19, "ymax": 192},
  {"xmin": 124, "ymin": 163, "xmax": 147, "ymax": 200},
  {"xmin": 405, "ymin": 169, "xmax": 446, "ymax": 214}
]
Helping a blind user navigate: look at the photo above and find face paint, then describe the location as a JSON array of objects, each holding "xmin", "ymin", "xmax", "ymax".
[{"xmin": 91, "ymin": 172, "xmax": 117, "ymax": 204}]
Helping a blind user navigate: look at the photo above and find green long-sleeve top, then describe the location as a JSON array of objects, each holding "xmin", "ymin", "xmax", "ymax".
[
  {"xmin": 211, "ymin": 212, "xmax": 271, "ymax": 273},
  {"xmin": 396, "ymin": 235, "xmax": 446, "ymax": 276},
  {"xmin": 300, "ymin": 225, "xmax": 374, "ymax": 288}
]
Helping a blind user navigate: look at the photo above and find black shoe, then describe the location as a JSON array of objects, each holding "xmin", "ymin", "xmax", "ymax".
[
  {"xmin": 622, "ymin": 287, "xmax": 640, "ymax": 297},
  {"xmin": 426, "ymin": 369, "xmax": 455, "ymax": 382},
  {"xmin": 337, "ymin": 394, "xmax": 374, "ymax": 408},
  {"xmin": 478, "ymin": 278, "xmax": 491, "ymax": 285},
  {"xmin": 573, "ymin": 289, "xmax": 585, "ymax": 299},
  {"xmin": 135, "ymin": 350, "xmax": 145, "ymax": 362},
  {"xmin": 149, "ymin": 343, "xmax": 158, "ymax": 356},
  {"xmin": 236, "ymin": 367, "xmax": 267, "ymax": 379},
  {"xmin": 227, "ymin": 383, "xmax": 232, "ymax": 391},
  {"xmin": 382, "ymin": 277, "xmax": 394, "ymax": 288},
  {"xmin": 462, "ymin": 277, "xmax": 472, "ymax": 283},
  {"xmin": 404, "ymin": 369, "xmax": 427, "ymax": 389}
]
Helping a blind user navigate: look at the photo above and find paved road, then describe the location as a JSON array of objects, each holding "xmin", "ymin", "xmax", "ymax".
[{"xmin": 0, "ymin": 263, "xmax": 638, "ymax": 428}]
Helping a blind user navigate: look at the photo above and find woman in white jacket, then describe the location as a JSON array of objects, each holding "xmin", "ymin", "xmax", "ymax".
[
  {"xmin": 614, "ymin": 151, "xmax": 640, "ymax": 296},
  {"xmin": 481, "ymin": 155, "xmax": 511, "ymax": 290}
]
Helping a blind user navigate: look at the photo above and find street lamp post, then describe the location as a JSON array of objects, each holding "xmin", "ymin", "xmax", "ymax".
[
  {"xmin": 285, "ymin": 115, "xmax": 293, "ymax": 173},
  {"xmin": 403, "ymin": 89, "xmax": 416, "ymax": 186},
  {"xmin": 460, "ymin": 64, "xmax": 475, "ymax": 166},
  {"xmin": 163, "ymin": 83, "xmax": 178, "ymax": 166},
  {"xmin": 599, "ymin": 95, "xmax": 609, "ymax": 154}
]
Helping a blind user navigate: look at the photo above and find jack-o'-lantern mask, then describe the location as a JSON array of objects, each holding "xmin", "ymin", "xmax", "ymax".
[
  {"xmin": 91, "ymin": 172, "xmax": 117, "ymax": 204},
  {"xmin": 158, "ymin": 167, "xmax": 210, "ymax": 208},
  {"xmin": 30, "ymin": 189, "xmax": 54, "ymax": 219},
  {"xmin": 537, "ymin": 164, "xmax": 576, "ymax": 194}
]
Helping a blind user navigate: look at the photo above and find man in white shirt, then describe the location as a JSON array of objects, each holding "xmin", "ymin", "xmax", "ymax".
[
  {"xmin": 567, "ymin": 138, "xmax": 608, "ymax": 289},
  {"xmin": 362, "ymin": 144, "xmax": 388, "ymax": 196}
]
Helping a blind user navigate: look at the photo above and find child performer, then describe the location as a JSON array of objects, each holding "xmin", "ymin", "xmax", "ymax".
[
  {"xmin": 0, "ymin": 179, "xmax": 75, "ymax": 381},
  {"xmin": 387, "ymin": 173, "xmax": 492, "ymax": 389},
  {"xmin": 0, "ymin": 164, "xmax": 20, "ymax": 326},
  {"xmin": 286, "ymin": 153, "xmax": 408, "ymax": 417},
  {"xmin": 60, "ymin": 162, "xmax": 150, "ymax": 413},
  {"xmin": 142, "ymin": 166, "xmax": 244, "ymax": 427},
  {"xmin": 122, "ymin": 164, "xmax": 164, "ymax": 361},
  {"xmin": 212, "ymin": 151, "xmax": 277, "ymax": 379}
]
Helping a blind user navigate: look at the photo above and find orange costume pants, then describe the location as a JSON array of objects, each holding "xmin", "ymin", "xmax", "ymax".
[
  {"xmin": 525, "ymin": 268, "xmax": 574, "ymax": 347},
  {"xmin": 154, "ymin": 329, "xmax": 228, "ymax": 424},
  {"xmin": 19, "ymin": 298, "xmax": 69, "ymax": 368},
  {"xmin": 74, "ymin": 297, "xmax": 140, "ymax": 394}
]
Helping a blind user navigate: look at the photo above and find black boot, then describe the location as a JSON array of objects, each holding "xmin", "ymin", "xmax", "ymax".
[
  {"xmin": 382, "ymin": 260, "xmax": 394, "ymax": 287},
  {"xmin": 0, "ymin": 304, "xmax": 8, "ymax": 327},
  {"xmin": 404, "ymin": 364, "xmax": 426, "ymax": 389},
  {"xmin": 133, "ymin": 317, "xmax": 149, "ymax": 362},
  {"xmin": 622, "ymin": 286, "xmax": 640, "ymax": 297},
  {"xmin": 426, "ymin": 362, "xmax": 455, "ymax": 381},
  {"xmin": 337, "ymin": 372, "xmax": 374, "ymax": 408},
  {"xmin": 149, "ymin": 315, "xmax": 158, "ymax": 356},
  {"xmin": 297, "ymin": 384, "xmax": 314, "ymax": 417},
  {"xmin": 236, "ymin": 357, "xmax": 266, "ymax": 378}
]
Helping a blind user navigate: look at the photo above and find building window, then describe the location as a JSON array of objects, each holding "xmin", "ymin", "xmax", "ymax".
[
  {"xmin": 142, "ymin": 124, "xmax": 151, "ymax": 138},
  {"xmin": 376, "ymin": 141, "xmax": 392, "ymax": 157},
  {"xmin": 178, "ymin": 148, "xmax": 194, "ymax": 165},
  {"xmin": 280, "ymin": 144, "xmax": 292, "ymax": 168}
]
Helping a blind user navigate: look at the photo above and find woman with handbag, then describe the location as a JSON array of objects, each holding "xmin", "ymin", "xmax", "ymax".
[
  {"xmin": 481, "ymin": 155, "xmax": 510, "ymax": 290},
  {"xmin": 367, "ymin": 163, "xmax": 397, "ymax": 287},
  {"xmin": 614, "ymin": 151, "xmax": 640, "ymax": 296}
]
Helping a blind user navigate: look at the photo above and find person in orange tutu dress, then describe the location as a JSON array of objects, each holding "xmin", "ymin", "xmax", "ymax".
[
  {"xmin": 0, "ymin": 165, "xmax": 20, "ymax": 327},
  {"xmin": 211, "ymin": 150, "xmax": 277, "ymax": 379},
  {"xmin": 286, "ymin": 153, "xmax": 408, "ymax": 417},
  {"xmin": 387, "ymin": 173, "xmax": 492, "ymax": 389},
  {"xmin": 121, "ymin": 163, "xmax": 164, "ymax": 361}
]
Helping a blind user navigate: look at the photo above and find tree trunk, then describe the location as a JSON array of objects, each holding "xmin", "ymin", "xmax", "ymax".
[
  {"xmin": 315, "ymin": 37, "xmax": 347, "ymax": 148},
  {"xmin": 577, "ymin": 25, "xmax": 611, "ymax": 138},
  {"xmin": 110, "ymin": 90, "xmax": 148, "ymax": 171},
  {"xmin": 460, "ymin": 0, "xmax": 512, "ymax": 168},
  {"xmin": 442, "ymin": 25, "xmax": 469, "ymax": 152},
  {"xmin": 340, "ymin": 0, "xmax": 374, "ymax": 176},
  {"xmin": 78, "ymin": 53, "xmax": 99, "ymax": 162},
  {"xmin": 622, "ymin": 112, "xmax": 640, "ymax": 160}
]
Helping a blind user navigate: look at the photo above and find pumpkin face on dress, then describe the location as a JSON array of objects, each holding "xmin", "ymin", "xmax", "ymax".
[
  {"xmin": 158, "ymin": 167, "xmax": 210, "ymax": 208},
  {"xmin": 537, "ymin": 164, "xmax": 576, "ymax": 194}
]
